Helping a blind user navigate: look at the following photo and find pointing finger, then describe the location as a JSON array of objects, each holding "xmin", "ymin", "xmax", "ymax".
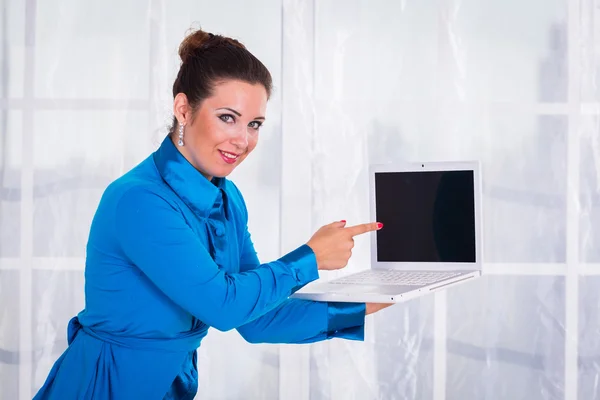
[{"xmin": 345, "ymin": 222, "xmax": 382, "ymax": 237}]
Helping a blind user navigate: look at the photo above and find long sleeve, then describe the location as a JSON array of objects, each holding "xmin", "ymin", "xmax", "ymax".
[
  {"xmin": 236, "ymin": 225, "xmax": 366, "ymax": 343},
  {"xmin": 113, "ymin": 186, "xmax": 319, "ymax": 332},
  {"xmin": 236, "ymin": 299, "xmax": 365, "ymax": 344}
]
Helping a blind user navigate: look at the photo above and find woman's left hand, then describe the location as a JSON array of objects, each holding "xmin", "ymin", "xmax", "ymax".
[{"xmin": 365, "ymin": 303, "xmax": 393, "ymax": 315}]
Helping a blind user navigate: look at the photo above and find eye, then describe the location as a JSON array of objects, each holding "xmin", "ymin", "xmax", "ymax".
[
  {"xmin": 219, "ymin": 114, "xmax": 235, "ymax": 123},
  {"xmin": 248, "ymin": 121, "xmax": 263, "ymax": 130}
]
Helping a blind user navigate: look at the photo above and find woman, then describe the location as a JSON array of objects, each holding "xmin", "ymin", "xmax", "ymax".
[{"xmin": 34, "ymin": 29, "xmax": 390, "ymax": 400}]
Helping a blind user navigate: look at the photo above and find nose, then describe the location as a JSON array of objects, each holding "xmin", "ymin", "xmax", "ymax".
[{"xmin": 230, "ymin": 126, "xmax": 249, "ymax": 149}]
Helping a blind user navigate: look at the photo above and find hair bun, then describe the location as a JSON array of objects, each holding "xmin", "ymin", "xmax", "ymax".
[
  {"xmin": 178, "ymin": 29, "xmax": 212, "ymax": 64},
  {"xmin": 178, "ymin": 28, "xmax": 246, "ymax": 64}
]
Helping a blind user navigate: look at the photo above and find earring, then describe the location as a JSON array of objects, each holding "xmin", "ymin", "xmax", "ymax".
[{"xmin": 178, "ymin": 123, "xmax": 185, "ymax": 146}]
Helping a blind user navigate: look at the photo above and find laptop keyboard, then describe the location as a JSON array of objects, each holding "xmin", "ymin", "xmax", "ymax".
[{"xmin": 329, "ymin": 270, "xmax": 462, "ymax": 286}]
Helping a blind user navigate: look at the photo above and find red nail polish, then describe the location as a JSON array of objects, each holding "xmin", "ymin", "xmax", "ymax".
[
  {"xmin": 341, "ymin": 220, "xmax": 346, "ymax": 223},
  {"xmin": 377, "ymin": 223, "xmax": 383, "ymax": 229}
]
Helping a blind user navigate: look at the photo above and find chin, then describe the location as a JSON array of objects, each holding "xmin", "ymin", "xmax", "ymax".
[
  {"xmin": 206, "ymin": 155, "xmax": 247, "ymax": 179},
  {"xmin": 211, "ymin": 166, "xmax": 237, "ymax": 179}
]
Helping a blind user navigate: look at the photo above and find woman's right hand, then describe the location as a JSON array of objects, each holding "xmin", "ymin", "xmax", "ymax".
[{"xmin": 306, "ymin": 220, "xmax": 382, "ymax": 271}]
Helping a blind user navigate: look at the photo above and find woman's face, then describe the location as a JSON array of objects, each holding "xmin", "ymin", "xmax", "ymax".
[{"xmin": 173, "ymin": 79, "xmax": 268, "ymax": 180}]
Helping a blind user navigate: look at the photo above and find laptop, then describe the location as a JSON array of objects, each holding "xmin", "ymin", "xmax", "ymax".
[{"xmin": 291, "ymin": 161, "xmax": 483, "ymax": 303}]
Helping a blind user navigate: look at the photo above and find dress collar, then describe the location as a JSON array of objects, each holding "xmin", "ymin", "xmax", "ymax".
[{"xmin": 152, "ymin": 135, "xmax": 226, "ymax": 218}]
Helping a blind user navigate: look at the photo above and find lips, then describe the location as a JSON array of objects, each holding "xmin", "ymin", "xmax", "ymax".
[{"xmin": 219, "ymin": 150, "xmax": 240, "ymax": 165}]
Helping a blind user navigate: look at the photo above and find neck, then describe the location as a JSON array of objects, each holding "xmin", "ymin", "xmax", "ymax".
[{"xmin": 169, "ymin": 134, "xmax": 213, "ymax": 182}]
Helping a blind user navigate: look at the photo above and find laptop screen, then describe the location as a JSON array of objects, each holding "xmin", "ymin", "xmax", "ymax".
[{"xmin": 374, "ymin": 170, "xmax": 476, "ymax": 263}]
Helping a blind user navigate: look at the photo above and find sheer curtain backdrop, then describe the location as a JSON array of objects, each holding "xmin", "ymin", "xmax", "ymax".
[{"xmin": 1, "ymin": 0, "xmax": 599, "ymax": 399}]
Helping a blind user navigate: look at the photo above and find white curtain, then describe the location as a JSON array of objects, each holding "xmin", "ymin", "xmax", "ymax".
[{"xmin": 1, "ymin": 0, "xmax": 599, "ymax": 399}]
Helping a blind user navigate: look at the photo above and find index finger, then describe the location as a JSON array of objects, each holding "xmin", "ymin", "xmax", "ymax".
[{"xmin": 344, "ymin": 222, "xmax": 382, "ymax": 237}]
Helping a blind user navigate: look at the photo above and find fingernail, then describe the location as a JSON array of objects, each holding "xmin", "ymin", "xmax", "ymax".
[
  {"xmin": 341, "ymin": 220, "xmax": 346, "ymax": 223},
  {"xmin": 377, "ymin": 223, "xmax": 383, "ymax": 229}
]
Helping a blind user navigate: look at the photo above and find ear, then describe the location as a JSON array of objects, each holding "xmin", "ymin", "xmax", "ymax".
[{"xmin": 173, "ymin": 93, "xmax": 191, "ymax": 125}]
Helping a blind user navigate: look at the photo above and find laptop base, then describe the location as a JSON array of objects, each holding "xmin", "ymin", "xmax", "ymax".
[{"xmin": 290, "ymin": 270, "xmax": 480, "ymax": 303}]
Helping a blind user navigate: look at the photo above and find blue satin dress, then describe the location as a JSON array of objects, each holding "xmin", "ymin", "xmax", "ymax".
[{"xmin": 33, "ymin": 136, "xmax": 366, "ymax": 400}]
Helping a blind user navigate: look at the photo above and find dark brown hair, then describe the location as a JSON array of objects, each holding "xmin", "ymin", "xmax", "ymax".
[{"xmin": 170, "ymin": 28, "xmax": 273, "ymax": 133}]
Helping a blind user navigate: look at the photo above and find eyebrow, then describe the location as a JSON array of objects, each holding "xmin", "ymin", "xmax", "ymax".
[{"xmin": 217, "ymin": 107, "xmax": 265, "ymax": 120}]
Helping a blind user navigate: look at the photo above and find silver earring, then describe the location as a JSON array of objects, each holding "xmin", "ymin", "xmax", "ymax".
[{"xmin": 178, "ymin": 123, "xmax": 185, "ymax": 146}]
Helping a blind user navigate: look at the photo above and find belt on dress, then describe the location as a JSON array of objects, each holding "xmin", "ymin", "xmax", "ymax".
[{"xmin": 67, "ymin": 316, "xmax": 204, "ymax": 353}]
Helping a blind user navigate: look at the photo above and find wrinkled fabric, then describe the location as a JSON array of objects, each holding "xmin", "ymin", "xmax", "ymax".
[{"xmin": 33, "ymin": 135, "xmax": 366, "ymax": 399}]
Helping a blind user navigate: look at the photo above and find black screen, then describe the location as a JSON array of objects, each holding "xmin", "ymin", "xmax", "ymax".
[{"xmin": 374, "ymin": 170, "xmax": 476, "ymax": 263}]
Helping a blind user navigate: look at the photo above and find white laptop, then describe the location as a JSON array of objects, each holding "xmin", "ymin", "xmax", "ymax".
[{"xmin": 291, "ymin": 161, "xmax": 483, "ymax": 303}]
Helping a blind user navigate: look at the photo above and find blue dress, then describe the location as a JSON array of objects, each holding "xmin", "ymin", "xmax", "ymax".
[{"xmin": 33, "ymin": 136, "xmax": 366, "ymax": 399}]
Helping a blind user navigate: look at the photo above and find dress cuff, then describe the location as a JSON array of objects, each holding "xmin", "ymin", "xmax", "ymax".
[
  {"xmin": 278, "ymin": 244, "xmax": 319, "ymax": 286},
  {"xmin": 326, "ymin": 302, "xmax": 366, "ymax": 341}
]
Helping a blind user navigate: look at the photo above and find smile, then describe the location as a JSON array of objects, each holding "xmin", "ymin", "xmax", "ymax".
[{"xmin": 219, "ymin": 150, "xmax": 240, "ymax": 164}]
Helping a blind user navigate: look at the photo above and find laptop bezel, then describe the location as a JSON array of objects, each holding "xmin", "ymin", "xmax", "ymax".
[{"xmin": 368, "ymin": 161, "xmax": 483, "ymax": 272}]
